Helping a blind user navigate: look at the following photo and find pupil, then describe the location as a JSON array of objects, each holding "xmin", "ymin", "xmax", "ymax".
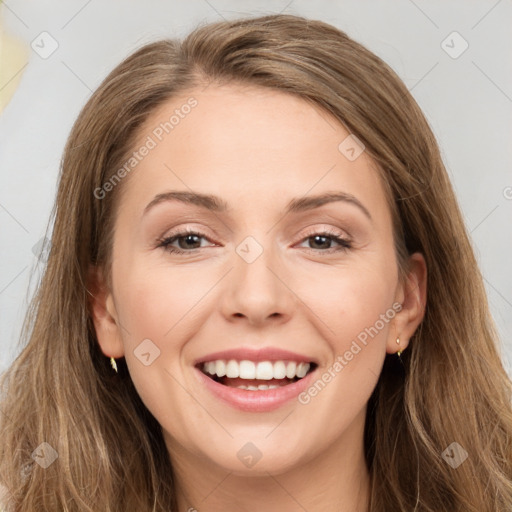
[
  {"xmin": 312, "ymin": 235, "xmax": 329, "ymax": 249},
  {"xmin": 180, "ymin": 235, "xmax": 200, "ymax": 249}
]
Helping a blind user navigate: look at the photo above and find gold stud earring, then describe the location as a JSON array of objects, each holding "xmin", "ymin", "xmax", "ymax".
[
  {"xmin": 110, "ymin": 357, "xmax": 118, "ymax": 373},
  {"xmin": 396, "ymin": 337, "xmax": 402, "ymax": 357}
]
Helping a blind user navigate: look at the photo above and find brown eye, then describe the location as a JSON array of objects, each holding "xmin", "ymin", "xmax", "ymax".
[
  {"xmin": 297, "ymin": 230, "xmax": 352, "ymax": 253},
  {"xmin": 157, "ymin": 229, "xmax": 213, "ymax": 254}
]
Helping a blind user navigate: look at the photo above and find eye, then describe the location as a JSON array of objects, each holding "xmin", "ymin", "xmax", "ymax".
[
  {"xmin": 156, "ymin": 227, "xmax": 352, "ymax": 256},
  {"xmin": 156, "ymin": 228, "xmax": 214, "ymax": 254},
  {"xmin": 296, "ymin": 228, "xmax": 352, "ymax": 254}
]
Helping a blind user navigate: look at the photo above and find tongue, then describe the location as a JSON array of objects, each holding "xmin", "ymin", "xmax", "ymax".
[{"xmin": 220, "ymin": 377, "xmax": 295, "ymax": 388}]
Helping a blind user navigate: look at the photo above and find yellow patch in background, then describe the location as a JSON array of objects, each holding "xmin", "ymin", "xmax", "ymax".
[{"xmin": 0, "ymin": 4, "xmax": 29, "ymax": 114}]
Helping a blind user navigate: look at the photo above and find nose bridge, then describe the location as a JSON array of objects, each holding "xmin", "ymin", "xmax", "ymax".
[
  {"xmin": 221, "ymin": 232, "xmax": 294, "ymax": 323},
  {"xmin": 235, "ymin": 232, "xmax": 282, "ymax": 296}
]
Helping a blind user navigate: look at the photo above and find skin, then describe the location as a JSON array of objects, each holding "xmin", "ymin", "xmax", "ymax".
[{"xmin": 90, "ymin": 83, "xmax": 427, "ymax": 512}]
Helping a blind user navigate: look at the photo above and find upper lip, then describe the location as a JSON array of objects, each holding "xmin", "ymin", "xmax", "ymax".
[{"xmin": 194, "ymin": 347, "xmax": 317, "ymax": 366}]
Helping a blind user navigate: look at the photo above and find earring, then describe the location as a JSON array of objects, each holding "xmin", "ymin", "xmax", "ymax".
[
  {"xmin": 396, "ymin": 337, "xmax": 402, "ymax": 357},
  {"xmin": 110, "ymin": 356, "xmax": 118, "ymax": 373}
]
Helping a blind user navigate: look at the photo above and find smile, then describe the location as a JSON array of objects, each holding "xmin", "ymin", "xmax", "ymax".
[
  {"xmin": 199, "ymin": 359, "xmax": 314, "ymax": 390},
  {"xmin": 193, "ymin": 348, "xmax": 318, "ymax": 412}
]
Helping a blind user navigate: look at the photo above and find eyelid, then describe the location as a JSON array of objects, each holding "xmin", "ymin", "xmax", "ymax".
[
  {"xmin": 298, "ymin": 224, "xmax": 349, "ymax": 240},
  {"xmin": 156, "ymin": 223, "xmax": 353, "ymax": 255},
  {"xmin": 157, "ymin": 223, "xmax": 215, "ymax": 241},
  {"xmin": 294, "ymin": 226, "xmax": 352, "ymax": 252},
  {"xmin": 157, "ymin": 224, "xmax": 349, "ymax": 243},
  {"xmin": 155, "ymin": 226, "xmax": 216, "ymax": 249}
]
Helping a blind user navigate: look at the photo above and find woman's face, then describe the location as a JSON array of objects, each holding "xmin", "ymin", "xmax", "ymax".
[{"xmin": 92, "ymin": 83, "xmax": 425, "ymax": 476}]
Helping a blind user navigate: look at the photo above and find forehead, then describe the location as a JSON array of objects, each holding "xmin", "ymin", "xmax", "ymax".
[{"xmin": 116, "ymin": 83, "xmax": 391, "ymax": 223}]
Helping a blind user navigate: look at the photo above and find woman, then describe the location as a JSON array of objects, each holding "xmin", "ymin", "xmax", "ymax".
[{"xmin": 0, "ymin": 13, "xmax": 510, "ymax": 512}]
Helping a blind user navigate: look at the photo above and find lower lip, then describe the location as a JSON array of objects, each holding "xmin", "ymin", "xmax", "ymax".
[{"xmin": 194, "ymin": 366, "xmax": 317, "ymax": 412}]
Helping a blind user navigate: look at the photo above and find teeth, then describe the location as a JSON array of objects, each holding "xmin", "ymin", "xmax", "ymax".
[
  {"xmin": 236, "ymin": 384, "xmax": 281, "ymax": 390},
  {"xmin": 273, "ymin": 361, "xmax": 287, "ymax": 379},
  {"xmin": 225, "ymin": 360, "xmax": 239, "ymax": 378},
  {"xmin": 285, "ymin": 361, "xmax": 296, "ymax": 379},
  {"xmin": 256, "ymin": 361, "xmax": 273, "ymax": 380},
  {"xmin": 215, "ymin": 360, "xmax": 226, "ymax": 377},
  {"xmin": 202, "ymin": 359, "xmax": 311, "ymax": 380},
  {"xmin": 296, "ymin": 363, "xmax": 309, "ymax": 378},
  {"xmin": 239, "ymin": 360, "xmax": 256, "ymax": 379}
]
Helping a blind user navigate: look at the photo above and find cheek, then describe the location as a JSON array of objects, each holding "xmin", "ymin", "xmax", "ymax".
[
  {"xmin": 298, "ymin": 259, "xmax": 397, "ymax": 351},
  {"xmin": 114, "ymin": 257, "xmax": 209, "ymax": 342},
  {"xmin": 110, "ymin": 262, "xmax": 207, "ymax": 430},
  {"xmin": 293, "ymin": 262, "xmax": 397, "ymax": 427},
  {"xmin": 273, "ymin": 259, "xmax": 397, "ymax": 452}
]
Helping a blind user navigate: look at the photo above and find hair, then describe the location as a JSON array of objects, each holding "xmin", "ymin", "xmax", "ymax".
[{"xmin": 0, "ymin": 13, "xmax": 511, "ymax": 512}]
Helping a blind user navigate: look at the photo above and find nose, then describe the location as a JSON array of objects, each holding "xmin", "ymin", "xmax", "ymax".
[{"xmin": 219, "ymin": 238, "xmax": 296, "ymax": 327}]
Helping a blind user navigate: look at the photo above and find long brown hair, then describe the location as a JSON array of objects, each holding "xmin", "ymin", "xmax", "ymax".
[{"xmin": 1, "ymin": 14, "xmax": 511, "ymax": 511}]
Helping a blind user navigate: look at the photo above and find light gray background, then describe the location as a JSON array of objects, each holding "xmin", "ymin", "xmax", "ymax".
[{"xmin": 1, "ymin": 0, "xmax": 511, "ymax": 376}]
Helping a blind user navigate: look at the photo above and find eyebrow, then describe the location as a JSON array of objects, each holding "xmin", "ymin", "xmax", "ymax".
[{"xmin": 143, "ymin": 190, "xmax": 372, "ymax": 220}]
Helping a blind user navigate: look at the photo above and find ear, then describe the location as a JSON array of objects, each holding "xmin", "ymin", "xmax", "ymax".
[
  {"xmin": 387, "ymin": 252, "xmax": 427, "ymax": 354},
  {"xmin": 87, "ymin": 265, "xmax": 125, "ymax": 358}
]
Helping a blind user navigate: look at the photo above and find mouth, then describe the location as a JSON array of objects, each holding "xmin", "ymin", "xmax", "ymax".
[{"xmin": 197, "ymin": 359, "xmax": 318, "ymax": 390}]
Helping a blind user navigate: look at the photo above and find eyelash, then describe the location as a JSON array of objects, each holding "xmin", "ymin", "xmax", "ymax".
[{"xmin": 156, "ymin": 227, "xmax": 352, "ymax": 255}]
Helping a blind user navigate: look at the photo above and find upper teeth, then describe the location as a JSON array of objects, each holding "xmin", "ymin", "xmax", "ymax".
[{"xmin": 202, "ymin": 360, "xmax": 311, "ymax": 380}]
